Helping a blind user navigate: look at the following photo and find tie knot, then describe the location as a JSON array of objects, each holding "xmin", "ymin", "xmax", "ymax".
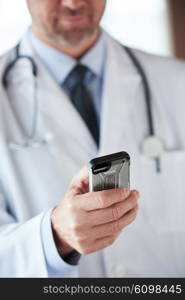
[
  {"xmin": 74, "ymin": 64, "xmax": 89, "ymax": 81},
  {"xmin": 64, "ymin": 64, "xmax": 92, "ymax": 90}
]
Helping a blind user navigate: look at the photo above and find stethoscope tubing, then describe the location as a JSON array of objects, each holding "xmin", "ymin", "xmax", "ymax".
[
  {"xmin": 1, "ymin": 41, "xmax": 162, "ymax": 172},
  {"xmin": 3, "ymin": 44, "xmax": 154, "ymax": 137},
  {"xmin": 3, "ymin": 43, "xmax": 38, "ymax": 88},
  {"xmin": 124, "ymin": 46, "xmax": 154, "ymax": 136}
]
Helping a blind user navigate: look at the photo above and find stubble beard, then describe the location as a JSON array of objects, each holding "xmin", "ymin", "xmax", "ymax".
[
  {"xmin": 40, "ymin": 9, "xmax": 99, "ymax": 47},
  {"xmin": 46, "ymin": 24, "xmax": 98, "ymax": 47}
]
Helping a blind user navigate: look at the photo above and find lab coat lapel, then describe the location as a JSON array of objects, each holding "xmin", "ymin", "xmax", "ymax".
[
  {"xmin": 37, "ymin": 61, "xmax": 97, "ymax": 156},
  {"xmin": 20, "ymin": 34, "xmax": 98, "ymax": 157},
  {"xmin": 99, "ymin": 36, "xmax": 142, "ymax": 155}
]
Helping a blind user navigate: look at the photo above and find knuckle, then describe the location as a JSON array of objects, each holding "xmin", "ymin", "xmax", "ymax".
[
  {"xmin": 134, "ymin": 190, "xmax": 140, "ymax": 197},
  {"xmin": 83, "ymin": 247, "xmax": 92, "ymax": 255},
  {"xmin": 119, "ymin": 188, "xmax": 126, "ymax": 200},
  {"xmin": 111, "ymin": 206, "xmax": 120, "ymax": 221},
  {"xmin": 128, "ymin": 211, "xmax": 137, "ymax": 223},
  {"xmin": 132, "ymin": 210, "xmax": 138, "ymax": 219},
  {"xmin": 70, "ymin": 211, "xmax": 79, "ymax": 227},
  {"xmin": 112, "ymin": 234, "xmax": 117, "ymax": 243},
  {"xmin": 132, "ymin": 190, "xmax": 140, "ymax": 200},
  {"xmin": 130, "ymin": 196, "xmax": 137, "ymax": 208},
  {"xmin": 127, "ymin": 217, "xmax": 134, "ymax": 225},
  {"xmin": 107, "ymin": 236, "xmax": 115, "ymax": 246},
  {"xmin": 70, "ymin": 222, "xmax": 82, "ymax": 235},
  {"xmin": 77, "ymin": 245, "xmax": 87, "ymax": 255},
  {"xmin": 66, "ymin": 201, "xmax": 73, "ymax": 211},
  {"xmin": 135, "ymin": 203, "xmax": 139, "ymax": 211},
  {"xmin": 111, "ymin": 220, "xmax": 120, "ymax": 234},
  {"xmin": 97, "ymin": 192, "xmax": 108, "ymax": 208},
  {"xmin": 119, "ymin": 188, "xmax": 129, "ymax": 200},
  {"xmin": 130, "ymin": 214, "xmax": 136, "ymax": 222},
  {"xmin": 67, "ymin": 200, "xmax": 76, "ymax": 213},
  {"xmin": 133, "ymin": 214, "xmax": 137, "ymax": 221},
  {"xmin": 126, "ymin": 194, "xmax": 137, "ymax": 209},
  {"xmin": 79, "ymin": 244, "xmax": 93, "ymax": 255},
  {"xmin": 74, "ymin": 235, "xmax": 86, "ymax": 245}
]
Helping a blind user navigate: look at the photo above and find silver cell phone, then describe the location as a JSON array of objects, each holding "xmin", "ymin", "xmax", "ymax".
[{"xmin": 89, "ymin": 151, "xmax": 130, "ymax": 192}]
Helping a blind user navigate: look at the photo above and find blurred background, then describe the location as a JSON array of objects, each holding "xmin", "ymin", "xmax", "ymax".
[{"xmin": 0, "ymin": 0, "xmax": 184, "ymax": 59}]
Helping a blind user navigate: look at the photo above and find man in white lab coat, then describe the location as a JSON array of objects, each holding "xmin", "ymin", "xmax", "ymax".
[{"xmin": 0, "ymin": 0, "xmax": 185, "ymax": 277}]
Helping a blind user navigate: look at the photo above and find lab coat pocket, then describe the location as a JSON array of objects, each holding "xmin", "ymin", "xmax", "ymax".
[{"xmin": 138, "ymin": 151, "xmax": 185, "ymax": 233}]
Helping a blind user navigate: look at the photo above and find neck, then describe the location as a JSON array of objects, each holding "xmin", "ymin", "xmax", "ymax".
[{"xmin": 31, "ymin": 27, "xmax": 101, "ymax": 59}]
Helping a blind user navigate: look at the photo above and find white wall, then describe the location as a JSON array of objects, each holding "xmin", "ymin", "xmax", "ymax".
[
  {"xmin": 0, "ymin": 0, "xmax": 31, "ymax": 55},
  {"xmin": 102, "ymin": 0, "xmax": 172, "ymax": 56},
  {"xmin": 0, "ymin": 0, "xmax": 172, "ymax": 56}
]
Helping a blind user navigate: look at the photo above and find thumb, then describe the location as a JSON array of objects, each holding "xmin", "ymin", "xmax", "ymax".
[{"xmin": 69, "ymin": 164, "xmax": 89, "ymax": 196}]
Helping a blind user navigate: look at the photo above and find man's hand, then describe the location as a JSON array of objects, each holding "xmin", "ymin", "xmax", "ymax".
[{"xmin": 51, "ymin": 165, "xmax": 139, "ymax": 258}]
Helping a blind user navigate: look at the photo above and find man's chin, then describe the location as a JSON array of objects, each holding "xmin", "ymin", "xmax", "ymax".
[{"xmin": 53, "ymin": 29, "xmax": 96, "ymax": 47}]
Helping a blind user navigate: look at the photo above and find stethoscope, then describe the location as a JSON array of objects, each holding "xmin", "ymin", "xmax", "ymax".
[
  {"xmin": 124, "ymin": 46, "xmax": 164, "ymax": 172},
  {"xmin": 2, "ymin": 43, "xmax": 54, "ymax": 150},
  {"xmin": 2, "ymin": 42, "xmax": 164, "ymax": 172}
]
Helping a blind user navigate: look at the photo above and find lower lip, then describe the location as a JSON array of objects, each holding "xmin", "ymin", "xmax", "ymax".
[{"xmin": 63, "ymin": 15, "xmax": 87, "ymax": 24}]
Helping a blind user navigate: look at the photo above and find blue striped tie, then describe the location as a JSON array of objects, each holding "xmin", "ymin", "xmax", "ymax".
[{"xmin": 63, "ymin": 64, "xmax": 99, "ymax": 146}]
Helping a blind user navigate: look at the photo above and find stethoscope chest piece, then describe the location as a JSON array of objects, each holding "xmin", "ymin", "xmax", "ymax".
[
  {"xmin": 142, "ymin": 135, "xmax": 164, "ymax": 158},
  {"xmin": 8, "ymin": 132, "xmax": 55, "ymax": 151}
]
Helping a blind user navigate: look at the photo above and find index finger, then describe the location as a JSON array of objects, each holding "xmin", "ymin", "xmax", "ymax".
[{"xmin": 76, "ymin": 188, "xmax": 131, "ymax": 211}]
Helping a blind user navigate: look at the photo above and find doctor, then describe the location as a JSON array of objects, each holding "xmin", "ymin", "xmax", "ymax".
[{"xmin": 0, "ymin": 0, "xmax": 185, "ymax": 278}]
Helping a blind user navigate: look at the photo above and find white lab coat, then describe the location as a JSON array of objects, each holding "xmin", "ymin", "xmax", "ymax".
[{"xmin": 0, "ymin": 32, "xmax": 185, "ymax": 277}]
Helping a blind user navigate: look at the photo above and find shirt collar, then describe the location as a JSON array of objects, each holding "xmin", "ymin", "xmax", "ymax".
[{"xmin": 28, "ymin": 29, "xmax": 106, "ymax": 85}]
